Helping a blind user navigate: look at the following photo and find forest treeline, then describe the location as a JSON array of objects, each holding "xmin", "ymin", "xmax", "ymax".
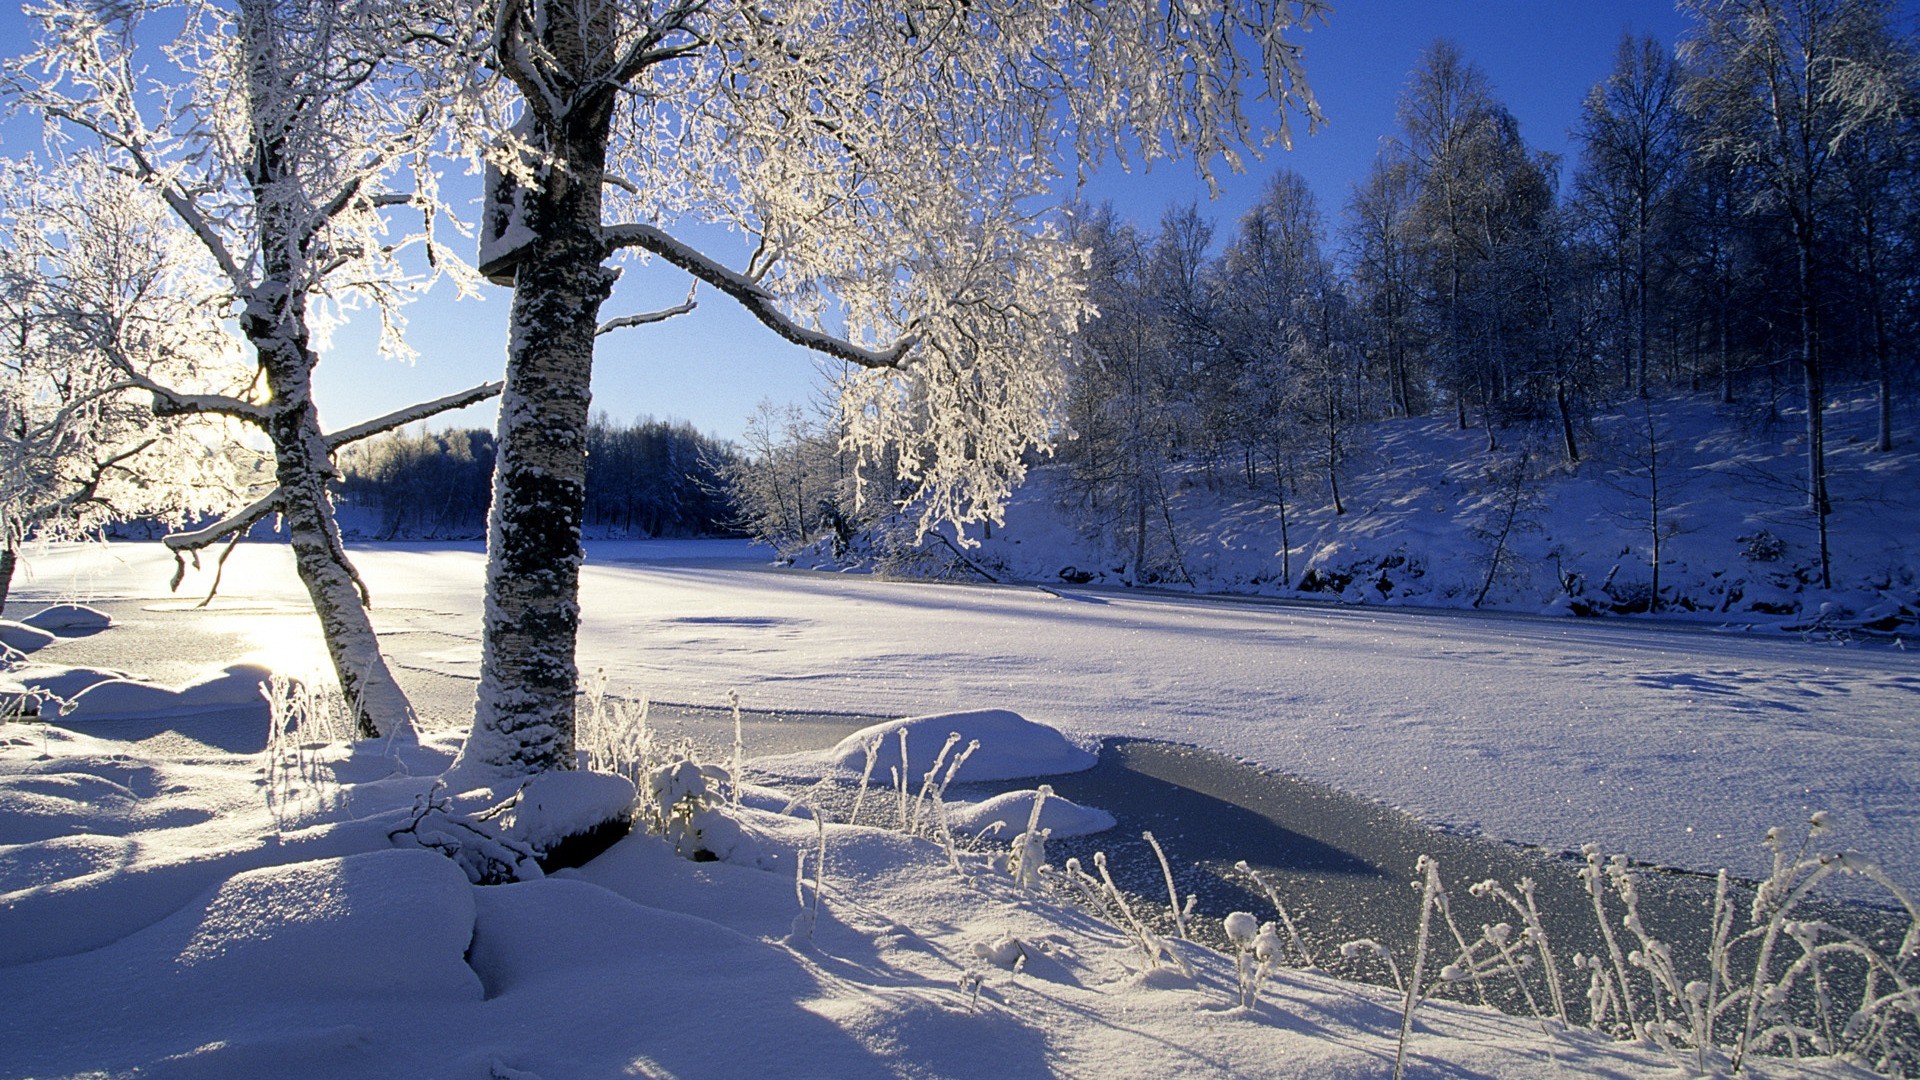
[
  {"xmin": 736, "ymin": 17, "xmax": 1919, "ymax": 587},
  {"xmin": 335, "ymin": 415, "xmax": 738, "ymax": 539}
]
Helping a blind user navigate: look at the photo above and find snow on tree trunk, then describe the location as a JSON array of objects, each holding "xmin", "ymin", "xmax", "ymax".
[
  {"xmin": 248, "ymin": 290, "xmax": 414, "ymax": 741},
  {"xmin": 453, "ymin": 118, "xmax": 615, "ymax": 782}
]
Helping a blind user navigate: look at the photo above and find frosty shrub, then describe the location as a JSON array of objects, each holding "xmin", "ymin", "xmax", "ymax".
[
  {"xmin": 646, "ymin": 757, "xmax": 733, "ymax": 861},
  {"xmin": 1740, "ymin": 529, "xmax": 1788, "ymax": 564},
  {"xmin": 576, "ymin": 672, "xmax": 654, "ymax": 790},
  {"xmin": 262, "ymin": 673, "xmax": 357, "ymax": 834},
  {"xmin": 1320, "ymin": 817, "xmax": 1920, "ymax": 1076}
]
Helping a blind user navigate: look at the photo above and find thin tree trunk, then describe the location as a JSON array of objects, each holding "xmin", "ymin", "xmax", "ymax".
[
  {"xmin": 1866, "ymin": 236, "xmax": 1894, "ymax": 453},
  {"xmin": 1557, "ymin": 381, "xmax": 1580, "ymax": 464},
  {"xmin": 0, "ymin": 544, "xmax": 15, "ymax": 616},
  {"xmin": 250, "ymin": 298, "xmax": 415, "ymax": 739},
  {"xmin": 1796, "ymin": 221, "xmax": 1832, "ymax": 590}
]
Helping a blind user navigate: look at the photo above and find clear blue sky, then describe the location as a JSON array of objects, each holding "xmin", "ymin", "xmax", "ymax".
[{"xmin": 4, "ymin": 2, "xmax": 1913, "ymax": 444}]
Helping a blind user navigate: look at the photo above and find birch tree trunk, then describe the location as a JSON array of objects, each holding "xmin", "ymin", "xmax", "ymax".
[
  {"xmin": 235, "ymin": 5, "xmax": 414, "ymax": 740},
  {"xmin": 453, "ymin": 13, "xmax": 618, "ymax": 780},
  {"xmin": 0, "ymin": 544, "xmax": 15, "ymax": 616},
  {"xmin": 250, "ymin": 297, "xmax": 415, "ymax": 737}
]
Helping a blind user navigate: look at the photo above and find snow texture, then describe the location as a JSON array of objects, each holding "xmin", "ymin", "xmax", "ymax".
[{"xmin": 0, "ymin": 559, "xmax": 1901, "ymax": 1077}]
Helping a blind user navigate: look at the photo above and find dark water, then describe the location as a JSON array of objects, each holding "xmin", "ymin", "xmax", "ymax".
[
  {"xmin": 675, "ymin": 700, "xmax": 1912, "ymax": 1029},
  {"xmin": 991, "ymin": 738, "xmax": 1915, "ymax": 1058}
]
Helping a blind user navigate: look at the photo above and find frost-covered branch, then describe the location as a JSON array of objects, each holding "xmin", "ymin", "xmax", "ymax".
[
  {"xmin": 163, "ymin": 490, "xmax": 284, "ymax": 555},
  {"xmin": 324, "ymin": 381, "xmax": 505, "ymax": 449},
  {"xmin": 596, "ymin": 286, "xmax": 697, "ymax": 336},
  {"xmin": 602, "ymin": 223, "xmax": 916, "ymax": 369},
  {"xmin": 32, "ymin": 104, "xmax": 253, "ymax": 293},
  {"xmin": 130, "ymin": 373, "xmax": 271, "ymax": 424}
]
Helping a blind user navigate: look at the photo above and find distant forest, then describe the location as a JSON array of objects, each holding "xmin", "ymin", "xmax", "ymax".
[{"xmin": 334, "ymin": 415, "xmax": 738, "ymax": 539}]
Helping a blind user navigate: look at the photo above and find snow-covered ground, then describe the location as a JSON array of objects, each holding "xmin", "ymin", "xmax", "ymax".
[
  {"xmin": 942, "ymin": 392, "xmax": 1919, "ymax": 635},
  {"xmin": 3, "ymin": 538, "xmax": 1915, "ymax": 1076}
]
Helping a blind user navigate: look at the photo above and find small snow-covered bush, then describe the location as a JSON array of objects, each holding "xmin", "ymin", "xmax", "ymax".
[{"xmin": 388, "ymin": 781, "xmax": 541, "ymax": 885}]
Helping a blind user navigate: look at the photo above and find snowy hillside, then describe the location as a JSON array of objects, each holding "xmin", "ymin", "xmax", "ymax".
[{"xmin": 949, "ymin": 392, "xmax": 1918, "ymax": 637}]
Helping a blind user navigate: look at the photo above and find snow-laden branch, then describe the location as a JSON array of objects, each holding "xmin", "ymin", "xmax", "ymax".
[
  {"xmin": 131, "ymin": 373, "xmax": 271, "ymax": 423},
  {"xmin": 35, "ymin": 437, "xmax": 157, "ymax": 522},
  {"xmin": 596, "ymin": 285, "xmax": 697, "ymax": 336},
  {"xmin": 603, "ymin": 223, "xmax": 916, "ymax": 369},
  {"xmin": 324, "ymin": 380, "xmax": 505, "ymax": 449},
  {"xmin": 164, "ymin": 488, "xmax": 283, "ymax": 556},
  {"xmin": 37, "ymin": 104, "xmax": 252, "ymax": 294}
]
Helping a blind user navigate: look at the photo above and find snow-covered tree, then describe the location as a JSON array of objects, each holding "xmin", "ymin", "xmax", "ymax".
[
  {"xmin": 7, "ymin": 0, "xmax": 499, "ymax": 735},
  {"xmin": 1345, "ymin": 153, "xmax": 1422, "ymax": 421},
  {"xmin": 1680, "ymin": 0, "xmax": 1914, "ymax": 588},
  {"xmin": 0, "ymin": 153, "xmax": 248, "ymax": 612},
  {"xmin": 1574, "ymin": 33, "xmax": 1686, "ymax": 400},
  {"xmin": 451, "ymin": 0, "xmax": 1328, "ymax": 781}
]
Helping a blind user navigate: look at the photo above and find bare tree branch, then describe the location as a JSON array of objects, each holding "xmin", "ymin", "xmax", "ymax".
[
  {"xmin": 164, "ymin": 489, "xmax": 283, "ymax": 557},
  {"xmin": 596, "ymin": 285, "xmax": 697, "ymax": 336},
  {"xmin": 603, "ymin": 222, "xmax": 916, "ymax": 369},
  {"xmin": 324, "ymin": 380, "xmax": 505, "ymax": 449}
]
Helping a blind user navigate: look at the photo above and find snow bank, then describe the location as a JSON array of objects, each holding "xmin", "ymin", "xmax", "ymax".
[
  {"xmin": 949, "ymin": 788, "xmax": 1117, "ymax": 839},
  {"xmin": 503, "ymin": 769, "xmax": 636, "ymax": 857},
  {"xmin": 828, "ymin": 708, "xmax": 1097, "ymax": 781},
  {"xmin": 3, "ymin": 850, "xmax": 482, "ymax": 1077},
  {"xmin": 20, "ymin": 603, "xmax": 112, "ymax": 635},
  {"xmin": 164, "ymin": 848, "xmax": 482, "ymax": 1001},
  {"xmin": 62, "ymin": 661, "xmax": 274, "ymax": 720},
  {"xmin": 0, "ymin": 619, "xmax": 55, "ymax": 655},
  {"xmin": 959, "ymin": 392, "xmax": 1920, "ymax": 636}
]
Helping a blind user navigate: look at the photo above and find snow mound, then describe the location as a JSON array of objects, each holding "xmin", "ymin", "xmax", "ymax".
[
  {"xmin": 948, "ymin": 789, "xmax": 1117, "ymax": 839},
  {"xmin": 168, "ymin": 849, "xmax": 483, "ymax": 1000},
  {"xmin": 829, "ymin": 708, "xmax": 1096, "ymax": 782},
  {"xmin": 62, "ymin": 662, "xmax": 274, "ymax": 720},
  {"xmin": 0, "ymin": 619, "xmax": 57, "ymax": 655},
  {"xmin": 506, "ymin": 769, "xmax": 636, "ymax": 856},
  {"xmin": 20, "ymin": 603, "xmax": 112, "ymax": 635},
  {"xmin": 3, "ymin": 661, "xmax": 140, "ymax": 711},
  {"xmin": 11, "ymin": 849, "xmax": 482, "ymax": 1010}
]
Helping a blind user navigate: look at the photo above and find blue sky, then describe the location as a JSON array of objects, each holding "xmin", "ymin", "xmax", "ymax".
[{"xmin": 4, "ymin": 2, "xmax": 1911, "ymax": 444}]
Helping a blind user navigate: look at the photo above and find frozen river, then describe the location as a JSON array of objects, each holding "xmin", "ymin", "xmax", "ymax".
[{"xmin": 14, "ymin": 537, "xmax": 1920, "ymax": 899}]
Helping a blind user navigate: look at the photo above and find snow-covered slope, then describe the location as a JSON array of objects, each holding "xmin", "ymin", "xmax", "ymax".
[{"xmin": 960, "ymin": 392, "xmax": 1918, "ymax": 635}]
